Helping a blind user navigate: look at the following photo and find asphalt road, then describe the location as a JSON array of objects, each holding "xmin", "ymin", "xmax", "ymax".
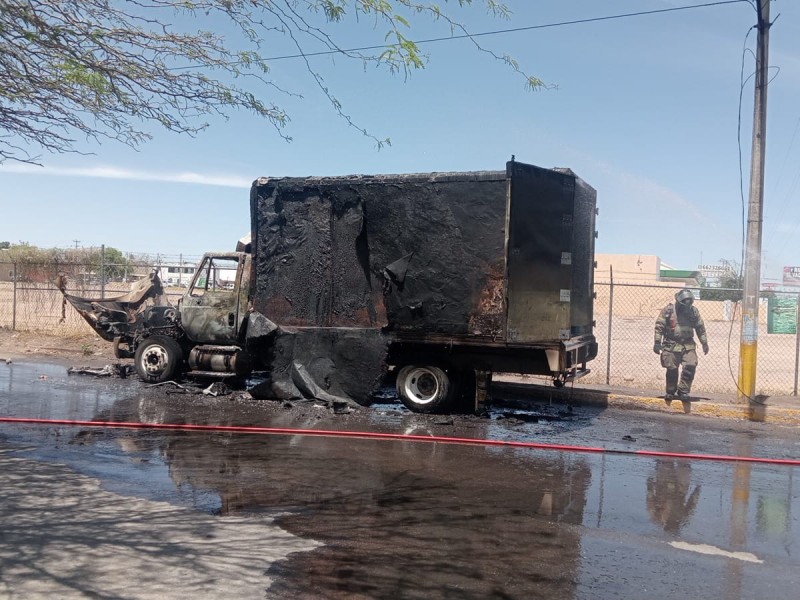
[{"xmin": 1, "ymin": 359, "xmax": 799, "ymax": 599}]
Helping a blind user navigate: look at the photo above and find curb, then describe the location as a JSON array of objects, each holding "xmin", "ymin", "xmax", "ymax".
[
  {"xmin": 492, "ymin": 381, "xmax": 800, "ymax": 426},
  {"xmin": 606, "ymin": 392, "xmax": 800, "ymax": 425}
]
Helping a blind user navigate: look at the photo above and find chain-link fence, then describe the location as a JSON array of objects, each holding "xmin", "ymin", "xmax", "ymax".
[
  {"xmin": 2, "ymin": 261, "xmax": 799, "ymax": 396},
  {"xmin": 0, "ymin": 262, "xmax": 184, "ymax": 337},
  {"xmin": 584, "ymin": 282, "xmax": 800, "ymax": 397}
]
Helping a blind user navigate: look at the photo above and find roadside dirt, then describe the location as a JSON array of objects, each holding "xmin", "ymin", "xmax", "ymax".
[{"xmin": 0, "ymin": 328, "xmax": 116, "ymax": 367}]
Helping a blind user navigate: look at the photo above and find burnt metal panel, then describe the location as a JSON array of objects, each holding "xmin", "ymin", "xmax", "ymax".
[
  {"xmin": 250, "ymin": 185, "xmax": 333, "ymax": 326},
  {"xmin": 363, "ymin": 176, "xmax": 507, "ymax": 336},
  {"xmin": 563, "ymin": 171, "xmax": 597, "ymax": 337},
  {"xmin": 59, "ymin": 271, "xmax": 171, "ymax": 342},
  {"xmin": 251, "ymin": 171, "xmax": 508, "ymax": 336},
  {"xmin": 249, "ymin": 326, "xmax": 390, "ymax": 405},
  {"xmin": 505, "ymin": 162, "xmax": 596, "ymax": 343}
]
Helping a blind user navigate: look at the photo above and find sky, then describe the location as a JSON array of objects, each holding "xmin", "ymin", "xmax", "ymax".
[{"xmin": 2, "ymin": 0, "xmax": 799, "ymax": 285}]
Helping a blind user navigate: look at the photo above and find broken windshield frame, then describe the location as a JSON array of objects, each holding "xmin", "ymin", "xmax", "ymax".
[{"xmin": 189, "ymin": 256, "xmax": 240, "ymax": 297}]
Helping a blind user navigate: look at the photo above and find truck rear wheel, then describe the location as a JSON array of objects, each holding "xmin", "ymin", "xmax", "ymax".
[
  {"xmin": 134, "ymin": 336, "xmax": 183, "ymax": 383},
  {"xmin": 396, "ymin": 365, "xmax": 455, "ymax": 413}
]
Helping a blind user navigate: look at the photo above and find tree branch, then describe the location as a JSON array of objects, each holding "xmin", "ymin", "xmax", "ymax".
[{"xmin": 0, "ymin": 0, "xmax": 542, "ymax": 162}]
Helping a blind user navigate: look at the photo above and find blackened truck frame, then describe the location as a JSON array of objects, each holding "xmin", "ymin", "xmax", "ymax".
[{"xmin": 63, "ymin": 159, "xmax": 598, "ymax": 413}]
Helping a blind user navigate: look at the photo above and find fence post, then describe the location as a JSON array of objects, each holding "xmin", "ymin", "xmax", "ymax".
[
  {"xmin": 606, "ymin": 266, "xmax": 614, "ymax": 385},
  {"xmin": 794, "ymin": 293, "xmax": 800, "ymax": 396},
  {"xmin": 100, "ymin": 244, "xmax": 106, "ymax": 299},
  {"xmin": 11, "ymin": 263, "xmax": 17, "ymax": 331}
]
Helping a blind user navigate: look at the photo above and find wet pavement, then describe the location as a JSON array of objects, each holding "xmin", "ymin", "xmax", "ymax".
[{"xmin": 1, "ymin": 359, "xmax": 799, "ymax": 599}]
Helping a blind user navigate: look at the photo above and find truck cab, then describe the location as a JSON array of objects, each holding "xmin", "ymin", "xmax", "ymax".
[
  {"xmin": 140, "ymin": 251, "xmax": 259, "ymax": 382},
  {"xmin": 180, "ymin": 252, "xmax": 251, "ymax": 346}
]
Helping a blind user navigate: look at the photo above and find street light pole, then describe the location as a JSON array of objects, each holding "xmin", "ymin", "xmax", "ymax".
[{"xmin": 738, "ymin": 0, "xmax": 771, "ymax": 403}]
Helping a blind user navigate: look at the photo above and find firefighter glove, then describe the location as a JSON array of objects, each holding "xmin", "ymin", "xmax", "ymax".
[
  {"xmin": 653, "ymin": 341, "xmax": 662, "ymax": 354},
  {"xmin": 702, "ymin": 342, "xmax": 709, "ymax": 355}
]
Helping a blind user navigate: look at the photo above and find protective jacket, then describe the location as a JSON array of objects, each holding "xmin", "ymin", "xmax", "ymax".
[{"xmin": 654, "ymin": 303, "xmax": 708, "ymax": 352}]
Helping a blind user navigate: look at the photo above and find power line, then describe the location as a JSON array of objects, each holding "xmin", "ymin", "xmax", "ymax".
[
  {"xmin": 168, "ymin": 0, "xmax": 753, "ymax": 71},
  {"xmin": 261, "ymin": 1, "xmax": 754, "ymax": 62}
]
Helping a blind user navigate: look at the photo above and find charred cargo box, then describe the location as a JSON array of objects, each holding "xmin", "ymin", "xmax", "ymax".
[{"xmin": 250, "ymin": 159, "xmax": 598, "ymax": 412}]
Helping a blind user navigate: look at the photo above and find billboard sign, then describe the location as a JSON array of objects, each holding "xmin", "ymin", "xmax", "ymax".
[{"xmin": 783, "ymin": 266, "xmax": 800, "ymax": 286}]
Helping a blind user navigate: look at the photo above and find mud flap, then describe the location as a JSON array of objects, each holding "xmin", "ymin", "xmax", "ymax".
[
  {"xmin": 545, "ymin": 348, "xmax": 562, "ymax": 373},
  {"xmin": 473, "ymin": 369, "xmax": 492, "ymax": 413}
]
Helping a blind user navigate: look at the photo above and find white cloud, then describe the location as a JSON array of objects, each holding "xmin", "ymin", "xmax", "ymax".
[{"xmin": 0, "ymin": 163, "xmax": 251, "ymax": 188}]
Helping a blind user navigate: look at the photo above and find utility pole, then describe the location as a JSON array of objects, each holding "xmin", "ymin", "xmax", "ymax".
[{"xmin": 738, "ymin": 0, "xmax": 771, "ymax": 403}]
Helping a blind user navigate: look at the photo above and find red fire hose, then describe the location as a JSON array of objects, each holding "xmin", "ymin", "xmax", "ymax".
[{"xmin": 1, "ymin": 416, "xmax": 798, "ymax": 466}]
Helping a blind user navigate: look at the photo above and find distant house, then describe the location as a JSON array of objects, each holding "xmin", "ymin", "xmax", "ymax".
[{"xmin": 156, "ymin": 262, "xmax": 197, "ymax": 287}]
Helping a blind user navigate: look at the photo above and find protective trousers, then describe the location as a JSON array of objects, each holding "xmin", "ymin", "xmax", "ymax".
[{"xmin": 660, "ymin": 349, "xmax": 698, "ymax": 395}]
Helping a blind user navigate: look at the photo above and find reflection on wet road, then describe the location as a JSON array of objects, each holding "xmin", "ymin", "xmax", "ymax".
[{"xmin": 1, "ymin": 361, "xmax": 799, "ymax": 599}]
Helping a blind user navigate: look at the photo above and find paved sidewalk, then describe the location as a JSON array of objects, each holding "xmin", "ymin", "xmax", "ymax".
[{"xmin": 494, "ymin": 377, "xmax": 800, "ymax": 426}]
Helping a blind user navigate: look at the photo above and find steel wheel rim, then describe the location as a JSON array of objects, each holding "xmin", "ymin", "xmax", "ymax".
[
  {"xmin": 402, "ymin": 367, "xmax": 439, "ymax": 405},
  {"xmin": 141, "ymin": 344, "xmax": 169, "ymax": 376}
]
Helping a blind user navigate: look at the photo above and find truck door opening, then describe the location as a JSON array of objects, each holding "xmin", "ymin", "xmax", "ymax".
[{"xmin": 181, "ymin": 256, "xmax": 242, "ymax": 344}]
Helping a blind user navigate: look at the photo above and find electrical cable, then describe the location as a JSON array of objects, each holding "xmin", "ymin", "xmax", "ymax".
[
  {"xmin": 260, "ymin": 1, "xmax": 753, "ymax": 63},
  {"xmin": 168, "ymin": 0, "xmax": 754, "ymax": 71},
  {"xmin": 1, "ymin": 416, "xmax": 798, "ymax": 467},
  {"xmin": 729, "ymin": 22, "xmax": 757, "ymax": 403}
]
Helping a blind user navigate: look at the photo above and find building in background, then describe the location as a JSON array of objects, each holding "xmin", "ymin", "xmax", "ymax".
[
  {"xmin": 783, "ymin": 266, "xmax": 800, "ymax": 288},
  {"xmin": 697, "ymin": 260, "xmax": 737, "ymax": 287},
  {"xmin": 156, "ymin": 262, "xmax": 197, "ymax": 287},
  {"xmin": 595, "ymin": 254, "xmax": 703, "ymax": 287}
]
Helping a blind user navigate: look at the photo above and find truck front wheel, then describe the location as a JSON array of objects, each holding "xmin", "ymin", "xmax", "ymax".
[
  {"xmin": 134, "ymin": 336, "xmax": 183, "ymax": 383},
  {"xmin": 396, "ymin": 365, "xmax": 455, "ymax": 413}
]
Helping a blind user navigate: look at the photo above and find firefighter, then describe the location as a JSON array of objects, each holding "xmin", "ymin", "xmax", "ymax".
[{"xmin": 653, "ymin": 289, "xmax": 709, "ymax": 401}]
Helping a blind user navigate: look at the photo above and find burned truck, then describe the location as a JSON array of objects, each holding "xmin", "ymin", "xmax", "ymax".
[{"xmin": 64, "ymin": 159, "xmax": 598, "ymax": 413}]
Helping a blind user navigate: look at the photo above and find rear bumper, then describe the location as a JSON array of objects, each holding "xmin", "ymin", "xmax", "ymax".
[{"xmin": 388, "ymin": 334, "xmax": 597, "ymax": 377}]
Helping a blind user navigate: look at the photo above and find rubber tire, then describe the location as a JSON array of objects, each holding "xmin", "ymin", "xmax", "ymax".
[
  {"xmin": 396, "ymin": 365, "xmax": 454, "ymax": 413},
  {"xmin": 134, "ymin": 335, "xmax": 183, "ymax": 383}
]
